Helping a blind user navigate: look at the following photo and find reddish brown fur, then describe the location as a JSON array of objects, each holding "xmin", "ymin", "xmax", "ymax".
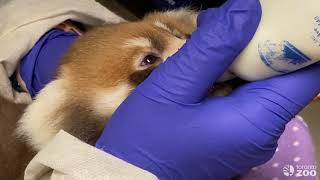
[
  {"xmin": 46, "ymin": 10, "xmax": 199, "ymax": 144},
  {"xmin": 49, "ymin": 11, "xmax": 197, "ymax": 143},
  {"xmin": 0, "ymin": 10, "xmax": 198, "ymax": 179}
]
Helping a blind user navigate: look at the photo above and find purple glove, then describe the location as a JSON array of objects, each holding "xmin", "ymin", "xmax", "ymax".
[
  {"xmin": 20, "ymin": 28, "xmax": 79, "ymax": 97},
  {"xmin": 95, "ymin": 1, "xmax": 320, "ymax": 179}
]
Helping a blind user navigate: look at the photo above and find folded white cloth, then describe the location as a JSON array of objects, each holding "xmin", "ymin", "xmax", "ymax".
[
  {"xmin": 25, "ymin": 130, "xmax": 158, "ymax": 180},
  {"xmin": 0, "ymin": 0, "xmax": 124, "ymax": 104}
]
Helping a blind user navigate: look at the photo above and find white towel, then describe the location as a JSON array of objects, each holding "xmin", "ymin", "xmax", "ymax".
[{"xmin": 0, "ymin": 0, "xmax": 124, "ymax": 104}]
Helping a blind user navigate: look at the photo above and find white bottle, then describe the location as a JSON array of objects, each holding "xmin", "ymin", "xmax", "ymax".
[{"xmin": 229, "ymin": 0, "xmax": 320, "ymax": 81}]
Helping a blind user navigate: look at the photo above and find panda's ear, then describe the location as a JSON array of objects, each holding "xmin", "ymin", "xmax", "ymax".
[
  {"xmin": 144, "ymin": 8, "xmax": 198, "ymax": 23},
  {"xmin": 143, "ymin": 8, "xmax": 198, "ymax": 39}
]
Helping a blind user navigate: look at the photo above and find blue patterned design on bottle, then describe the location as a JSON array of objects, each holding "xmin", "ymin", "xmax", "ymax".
[{"xmin": 258, "ymin": 40, "xmax": 311, "ymax": 73}]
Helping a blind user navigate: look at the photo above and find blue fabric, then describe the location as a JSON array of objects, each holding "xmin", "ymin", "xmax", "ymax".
[
  {"xmin": 20, "ymin": 28, "xmax": 79, "ymax": 97},
  {"xmin": 96, "ymin": 0, "xmax": 320, "ymax": 179}
]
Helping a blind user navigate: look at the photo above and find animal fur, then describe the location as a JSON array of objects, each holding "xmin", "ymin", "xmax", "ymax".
[
  {"xmin": 16, "ymin": 9, "xmax": 198, "ymax": 151},
  {"xmin": 0, "ymin": 9, "xmax": 200, "ymax": 179}
]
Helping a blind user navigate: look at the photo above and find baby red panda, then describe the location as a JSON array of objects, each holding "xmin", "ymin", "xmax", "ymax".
[
  {"xmin": 16, "ymin": 9, "xmax": 199, "ymax": 151},
  {"xmin": 0, "ymin": 9, "xmax": 205, "ymax": 179}
]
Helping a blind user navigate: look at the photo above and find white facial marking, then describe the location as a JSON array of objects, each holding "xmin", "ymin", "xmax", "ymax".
[
  {"xmin": 154, "ymin": 21, "xmax": 171, "ymax": 32},
  {"xmin": 93, "ymin": 84, "xmax": 132, "ymax": 118},
  {"xmin": 124, "ymin": 37, "xmax": 152, "ymax": 48}
]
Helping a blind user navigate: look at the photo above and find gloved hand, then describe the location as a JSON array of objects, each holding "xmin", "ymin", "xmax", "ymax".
[
  {"xmin": 20, "ymin": 29, "xmax": 79, "ymax": 97},
  {"xmin": 96, "ymin": 0, "xmax": 320, "ymax": 179}
]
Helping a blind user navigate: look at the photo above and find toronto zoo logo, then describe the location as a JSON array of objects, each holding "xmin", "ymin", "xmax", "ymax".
[
  {"xmin": 283, "ymin": 165, "xmax": 295, "ymax": 176},
  {"xmin": 283, "ymin": 164, "xmax": 317, "ymax": 177}
]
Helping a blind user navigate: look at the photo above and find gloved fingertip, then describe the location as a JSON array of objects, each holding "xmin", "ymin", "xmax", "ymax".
[
  {"xmin": 221, "ymin": 0, "xmax": 262, "ymax": 36},
  {"xmin": 222, "ymin": 0, "xmax": 262, "ymax": 13},
  {"xmin": 197, "ymin": 0, "xmax": 262, "ymax": 28},
  {"xmin": 196, "ymin": 8, "xmax": 216, "ymax": 27}
]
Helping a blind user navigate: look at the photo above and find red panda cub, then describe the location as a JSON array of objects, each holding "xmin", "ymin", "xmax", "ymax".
[{"xmin": 16, "ymin": 9, "xmax": 199, "ymax": 151}]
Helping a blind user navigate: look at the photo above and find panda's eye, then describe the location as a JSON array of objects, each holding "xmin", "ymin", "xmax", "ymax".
[{"xmin": 140, "ymin": 55, "xmax": 161, "ymax": 66}]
